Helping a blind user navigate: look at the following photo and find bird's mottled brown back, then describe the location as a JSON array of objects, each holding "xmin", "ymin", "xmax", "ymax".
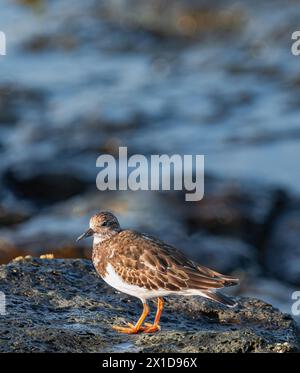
[{"xmin": 93, "ymin": 230, "xmax": 239, "ymax": 292}]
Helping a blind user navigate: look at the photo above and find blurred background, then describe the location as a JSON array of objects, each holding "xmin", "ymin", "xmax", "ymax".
[{"xmin": 0, "ymin": 0, "xmax": 300, "ymax": 323}]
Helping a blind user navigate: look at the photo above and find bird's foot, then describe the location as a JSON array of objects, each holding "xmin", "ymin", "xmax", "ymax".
[
  {"xmin": 141, "ymin": 322, "xmax": 161, "ymax": 333},
  {"xmin": 112, "ymin": 322, "xmax": 142, "ymax": 334}
]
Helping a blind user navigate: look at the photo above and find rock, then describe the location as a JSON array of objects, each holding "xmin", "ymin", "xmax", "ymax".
[
  {"xmin": 3, "ymin": 168, "xmax": 90, "ymax": 205},
  {"xmin": 24, "ymin": 34, "xmax": 79, "ymax": 53},
  {"xmin": 0, "ymin": 206, "xmax": 30, "ymax": 227},
  {"xmin": 98, "ymin": 0, "xmax": 246, "ymax": 39},
  {"xmin": 180, "ymin": 233, "xmax": 257, "ymax": 275},
  {"xmin": 0, "ymin": 84, "xmax": 44, "ymax": 126},
  {"xmin": 0, "ymin": 258, "xmax": 298, "ymax": 353},
  {"xmin": 167, "ymin": 177, "xmax": 287, "ymax": 245},
  {"xmin": 265, "ymin": 203, "xmax": 300, "ymax": 286},
  {"xmin": 239, "ymin": 277, "xmax": 300, "ymax": 326},
  {"xmin": 0, "ymin": 239, "xmax": 25, "ymax": 264}
]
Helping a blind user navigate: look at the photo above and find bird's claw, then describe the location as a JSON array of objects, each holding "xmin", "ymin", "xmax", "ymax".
[
  {"xmin": 112, "ymin": 321, "xmax": 161, "ymax": 334},
  {"xmin": 112, "ymin": 321, "xmax": 146, "ymax": 334},
  {"xmin": 141, "ymin": 322, "xmax": 161, "ymax": 333},
  {"xmin": 112, "ymin": 324, "xmax": 141, "ymax": 334}
]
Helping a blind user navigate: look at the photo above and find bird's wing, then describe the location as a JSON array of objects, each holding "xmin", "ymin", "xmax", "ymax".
[{"xmin": 109, "ymin": 230, "xmax": 238, "ymax": 292}]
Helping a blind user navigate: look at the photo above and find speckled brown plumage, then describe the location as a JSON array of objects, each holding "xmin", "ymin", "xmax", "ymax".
[{"xmin": 93, "ymin": 230, "xmax": 238, "ymax": 292}]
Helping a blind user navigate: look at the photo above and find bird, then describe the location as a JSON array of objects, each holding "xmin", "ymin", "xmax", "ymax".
[{"xmin": 77, "ymin": 211, "xmax": 239, "ymax": 334}]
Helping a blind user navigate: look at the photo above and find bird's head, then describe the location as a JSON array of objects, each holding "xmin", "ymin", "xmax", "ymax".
[{"xmin": 76, "ymin": 211, "xmax": 121, "ymax": 244}]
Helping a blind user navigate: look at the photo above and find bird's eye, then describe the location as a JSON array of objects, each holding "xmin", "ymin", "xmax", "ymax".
[{"xmin": 101, "ymin": 221, "xmax": 108, "ymax": 227}]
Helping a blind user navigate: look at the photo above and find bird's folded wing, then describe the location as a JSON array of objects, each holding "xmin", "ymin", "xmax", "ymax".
[{"xmin": 111, "ymin": 231, "xmax": 238, "ymax": 291}]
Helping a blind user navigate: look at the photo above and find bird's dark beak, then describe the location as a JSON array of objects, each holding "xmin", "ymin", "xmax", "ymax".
[{"xmin": 76, "ymin": 228, "xmax": 94, "ymax": 242}]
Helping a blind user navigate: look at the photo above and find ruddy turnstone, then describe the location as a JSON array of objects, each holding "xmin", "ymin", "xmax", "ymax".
[{"xmin": 77, "ymin": 211, "xmax": 239, "ymax": 334}]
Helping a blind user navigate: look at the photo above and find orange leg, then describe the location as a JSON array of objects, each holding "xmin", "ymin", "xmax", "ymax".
[
  {"xmin": 112, "ymin": 302, "xmax": 149, "ymax": 334},
  {"xmin": 143, "ymin": 297, "xmax": 164, "ymax": 333}
]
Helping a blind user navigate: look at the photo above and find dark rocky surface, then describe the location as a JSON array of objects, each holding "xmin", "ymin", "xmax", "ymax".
[
  {"xmin": 98, "ymin": 0, "xmax": 245, "ymax": 39},
  {"xmin": 0, "ymin": 257, "xmax": 299, "ymax": 353},
  {"xmin": 3, "ymin": 169, "xmax": 91, "ymax": 205},
  {"xmin": 265, "ymin": 203, "xmax": 300, "ymax": 286},
  {"xmin": 166, "ymin": 178, "xmax": 287, "ymax": 245}
]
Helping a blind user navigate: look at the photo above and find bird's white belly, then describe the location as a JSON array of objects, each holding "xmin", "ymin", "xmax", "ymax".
[
  {"xmin": 102, "ymin": 263, "xmax": 173, "ymax": 301},
  {"xmin": 101, "ymin": 263, "xmax": 210, "ymax": 301}
]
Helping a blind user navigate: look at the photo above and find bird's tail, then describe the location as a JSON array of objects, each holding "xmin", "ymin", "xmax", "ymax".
[
  {"xmin": 219, "ymin": 275, "xmax": 239, "ymax": 287},
  {"xmin": 203, "ymin": 290, "xmax": 237, "ymax": 308}
]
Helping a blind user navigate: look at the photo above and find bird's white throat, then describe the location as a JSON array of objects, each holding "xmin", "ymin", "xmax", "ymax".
[
  {"xmin": 93, "ymin": 231, "xmax": 118, "ymax": 245},
  {"xmin": 93, "ymin": 233, "xmax": 107, "ymax": 245}
]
